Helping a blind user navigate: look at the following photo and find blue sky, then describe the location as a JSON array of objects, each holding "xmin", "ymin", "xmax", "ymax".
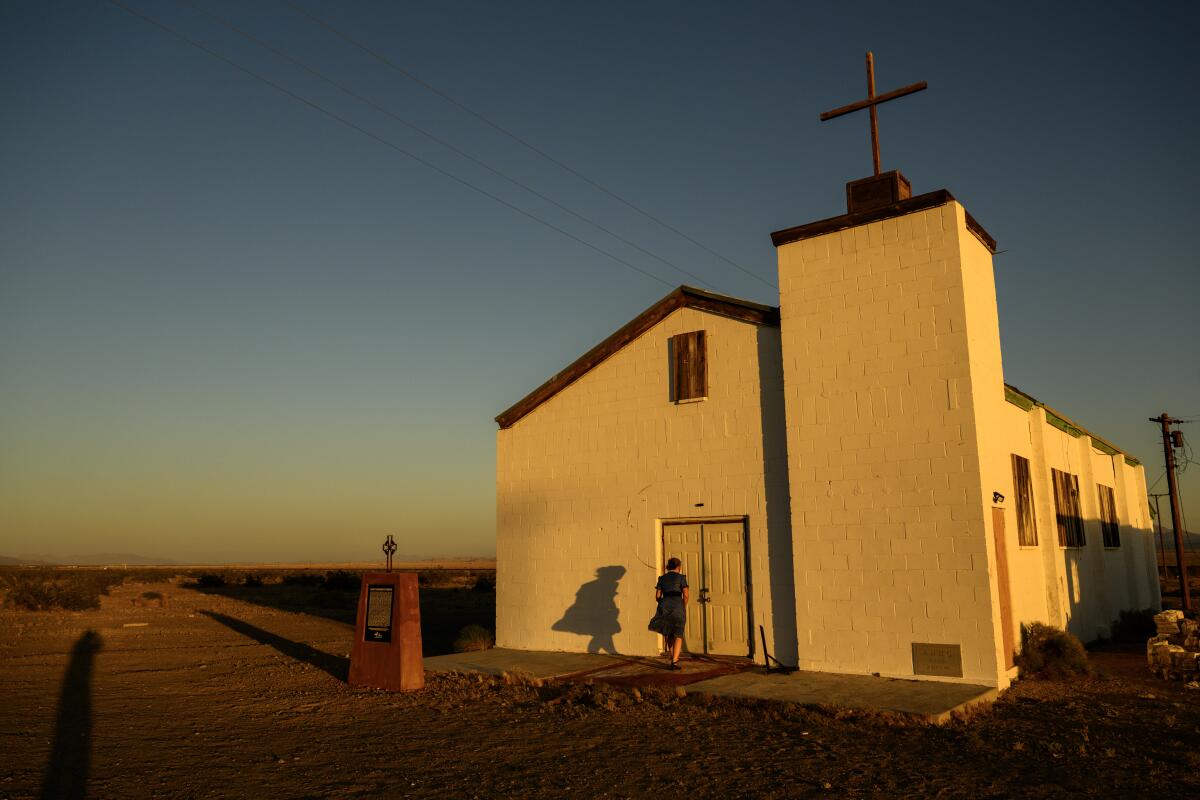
[{"xmin": 2, "ymin": 1, "xmax": 1197, "ymax": 562}]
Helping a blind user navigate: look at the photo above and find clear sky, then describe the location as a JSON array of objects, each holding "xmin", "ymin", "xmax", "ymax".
[{"xmin": 2, "ymin": 1, "xmax": 1197, "ymax": 563}]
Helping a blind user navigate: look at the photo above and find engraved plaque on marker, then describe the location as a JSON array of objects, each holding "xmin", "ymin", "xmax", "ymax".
[
  {"xmin": 911, "ymin": 642, "xmax": 963, "ymax": 677},
  {"xmin": 365, "ymin": 585, "xmax": 394, "ymax": 643}
]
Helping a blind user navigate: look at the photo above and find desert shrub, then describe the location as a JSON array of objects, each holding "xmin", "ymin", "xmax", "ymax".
[
  {"xmin": 282, "ymin": 572, "xmax": 324, "ymax": 587},
  {"xmin": 453, "ymin": 624, "xmax": 495, "ymax": 652},
  {"xmin": 5, "ymin": 579, "xmax": 90, "ymax": 611},
  {"xmin": 120, "ymin": 568, "xmax": 176, "ymax": 585},
  {"xmin": 1109, "ymin": 608, "xmax": 1157, "ymax": 642},
  {"xmin": 416, "ymin": 569, "xmax": 443, "ymax": 587},
  {"xmin": 2, "ymin": 571, "xmax": 124, "ymax": 611},
  {"xmin": 1017, "ymin": 623, "xmax": 1091, "ymax": 679},
  {"xmin": 322, "ymin": 570, "xmax": 360, "ymax": 591},
  {"xmin": 195, "ymin": 573, "xmax": 226, "ymax": 588},
  {"xmin": 473, "ymin": 574, "xmax": 495, "ymax": 593},
  {"xmin": 242, "ymin": 573, "xmax": 263, "ymax": 588}
]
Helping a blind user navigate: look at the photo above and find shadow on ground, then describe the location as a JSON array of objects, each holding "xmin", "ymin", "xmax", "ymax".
[
  {"xmin": 199, "ymin": 610, "xmax": 349, "ymax": 681},
  {"xmin": 41, "ymin": 629, "xmax": 101, "ymax": 800},
  {"xmin": 187, "ymin": 582, "xmax": 494, "ymax": 657}
]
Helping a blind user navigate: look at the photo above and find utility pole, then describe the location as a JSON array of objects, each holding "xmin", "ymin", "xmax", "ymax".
[{"xmin": 1151, "ymin": 413, "xmax": 1190, "ymax": 612}]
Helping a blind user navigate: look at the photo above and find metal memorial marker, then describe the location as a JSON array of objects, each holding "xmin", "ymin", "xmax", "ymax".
[
  {"xmin": 911, "ymin": 642, "xmax": 963, "ymax": 678},
  {"xmin": 382, "ymin": 534, "xmax": 397, "ymax": 572},
  {"xmin": 348, "ymin": 535, "xmax": 425, "ymax": 692},
  {"xmin": 364, "ymin": 584, "xmax": 394, "ymax": 642}
]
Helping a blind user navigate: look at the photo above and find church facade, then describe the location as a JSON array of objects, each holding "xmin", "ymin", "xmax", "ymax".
[{"xmin": 494, "ymin": 174, "xmax": 1159, "ymax": 689}]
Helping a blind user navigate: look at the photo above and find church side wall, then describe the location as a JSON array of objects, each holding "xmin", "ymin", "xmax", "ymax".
[
  {"xmin": 982, "ymin": 399, "xmax": 1161, "ymax": 645},
  {"xmin": 954, "ymin": 220, "xmax": 1159, "ymax": 654},
  {"xmin": 496, "ymin": 309, "xmax": 795, "ymax": 663},
  {"xmin": 1021, "ymin": 415, "xmax": 1161, "ymax": 640},
  {"xmin": 777, "ymin": 202, "xmax": 1003, "ymax": 687}
]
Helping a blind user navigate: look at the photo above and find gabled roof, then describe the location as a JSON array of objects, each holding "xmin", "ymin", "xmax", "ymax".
[{"xmin": 495, "ymin": 286, "xmax": 780, "ymax": 430}]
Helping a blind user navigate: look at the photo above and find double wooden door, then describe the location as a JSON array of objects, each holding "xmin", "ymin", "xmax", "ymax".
[{"xmin": 662, "ymin": 521, "xmax": 749, "ymax": 656}]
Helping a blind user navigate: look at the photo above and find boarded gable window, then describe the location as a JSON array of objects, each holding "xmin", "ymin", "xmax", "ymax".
[
  {"xmin": 1051, "ymin": 468, "xmax": 1085, "ymax": 548},
  {"xmin": 670, "ymin": 330, "xmax": 707, "ymax": 402},
  {"xmin": 1011, "ymin": 454, "xmax": 1038, "ymax": 546},
  {"xmin": 1097, "ymin": 485, "xmax": 1120, "ymax": 548}
]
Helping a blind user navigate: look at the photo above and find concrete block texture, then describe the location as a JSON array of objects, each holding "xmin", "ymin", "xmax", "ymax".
[
  {"xmin": 497, "ymin": 197, "xmax": 1158, "ymax": 691},
  {"xmin": 778, "ymin": 202, "xmax": 1006, "ymax": 686},
  {"xmin": 496, "ymin": 308, "xmax": 797, "ymax": 665}
]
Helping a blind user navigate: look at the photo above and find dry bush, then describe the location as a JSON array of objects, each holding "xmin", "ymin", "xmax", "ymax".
[
  {"xmin": 1109, "ymin": 608, "xmax": 1157, "ymax": 642},
  {"xmin": 1017, "ymin": 622, "xmax": 1091, "ymax": 679},
  {"xmin": 322, "ymin": 570, "xmax": 360, "ymax": 592},
  {"xmin": 282, "ymin": 572, "xmax": 324, "ymax": 587},
  {"xmin": 134, "ymin": 590, "xmax": 166, "ymax": 608},
  {"xmin": 416, "ymin": 569, "xmax": 496, "ymax": 589},
  {"xmin": 453, "ymin": 624, "xmax": 495, "ymax": 652},
  {"xmin": 118, "ymin": 568, "xmax": 178, "ymax": 585},
  {"xmin": 1, "ymin": 570, "xmax": 125, "ymax": 611},
  {"xmin": 416, "ymin": 569, "xmax": 441, "ymax": 587}
]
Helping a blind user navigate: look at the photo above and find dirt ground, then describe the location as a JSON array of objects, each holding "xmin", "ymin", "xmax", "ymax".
[{"xmin": 2, "ymin": 579, "xmax": 1198, "ymax": 799}]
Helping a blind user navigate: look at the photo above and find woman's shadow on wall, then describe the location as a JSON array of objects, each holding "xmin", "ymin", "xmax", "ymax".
[{"xmin": 552, "ymin": 565, "xmax": 626, "ymax": 654}]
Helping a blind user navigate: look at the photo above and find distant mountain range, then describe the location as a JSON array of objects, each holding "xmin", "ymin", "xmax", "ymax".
[
  {"xmin": 0, "ymin": 555, "xmax": 56, "ymax": 566},
  {"xmin": 6, "ymin": 553, "xmax": 179, "ymax": 566}
]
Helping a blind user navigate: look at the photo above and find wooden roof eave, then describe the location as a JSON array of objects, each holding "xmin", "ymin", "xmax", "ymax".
[
  {"xmin": 769, "ymin": 189, "xmax": 997, "ymax": 254},
  {"xmin": 495, "ymin": 286, "xmax": 780, "ymax": 430}
]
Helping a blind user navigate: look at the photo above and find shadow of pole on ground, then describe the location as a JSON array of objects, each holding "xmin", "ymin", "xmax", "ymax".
[
  {"xmin": 40, "ymin": 629, "xmax": 102, "ymax": 800},
  {"xmin": 199, "ymin": 610, "xmax": 349, "ymax": 681}
]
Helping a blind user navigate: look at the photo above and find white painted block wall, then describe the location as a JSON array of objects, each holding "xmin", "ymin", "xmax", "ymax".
[
  {"xmin": 983, "ymin": 402, "xmax": 1160, "ymax": 657},
  {"xmin": 776, "ymin": 202, "xmax": 1006, "ymax": 686},
  {"xmin": 496, "ymin": 308, "xmax": 796, "ymax": 663}
]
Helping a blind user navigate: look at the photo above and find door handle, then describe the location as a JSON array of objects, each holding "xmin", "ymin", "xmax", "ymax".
[{"xmin": 699, "ymin": 588, "xmax": 710, "ymax": 603}]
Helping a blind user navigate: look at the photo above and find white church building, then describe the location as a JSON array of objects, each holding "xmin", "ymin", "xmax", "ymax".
[{"xmin": 493, "ymin": 171, "xmax": 1160, "ymax": 689}]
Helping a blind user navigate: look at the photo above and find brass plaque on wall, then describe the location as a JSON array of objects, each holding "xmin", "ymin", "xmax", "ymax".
[{"xmin": 911, "ymin": 642, "xmax": 963, "ymax": 677}]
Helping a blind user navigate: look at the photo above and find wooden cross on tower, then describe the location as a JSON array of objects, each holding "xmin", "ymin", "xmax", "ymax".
[{"xmin": 820, "ymin": 52, "xmax": 927, "ymax": 176}]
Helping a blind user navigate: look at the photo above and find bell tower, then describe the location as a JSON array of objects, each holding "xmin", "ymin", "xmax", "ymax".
[{"xmin": 771, "ymin": 53, "xmax": 1012, "ymax": 687}]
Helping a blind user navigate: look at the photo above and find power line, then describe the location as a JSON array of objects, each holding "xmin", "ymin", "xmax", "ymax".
[
  {"xmin": 1148, "ymin": 469, "xmax": 1166, "ymax": 492},
  {"xmin": 105, "ymin": 0, "xmax": 676, "ymax": 290},
  {"xmin": 282, "ymin": 0, "xmax": 779, "ymax": 292},
  {"xmin": 177, "ymin": 0, "xmax": 720, "ymax": 292}
]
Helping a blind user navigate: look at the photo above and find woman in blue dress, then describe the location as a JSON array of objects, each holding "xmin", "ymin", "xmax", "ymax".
[{"xmin": 655, "ymin": 557, "xmax": 689, "ymax": 669}]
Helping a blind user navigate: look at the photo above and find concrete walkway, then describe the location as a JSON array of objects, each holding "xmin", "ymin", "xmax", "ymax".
[{"xmin": 425, "ymin": 648, "xmax": 998, "ymax": 723}]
